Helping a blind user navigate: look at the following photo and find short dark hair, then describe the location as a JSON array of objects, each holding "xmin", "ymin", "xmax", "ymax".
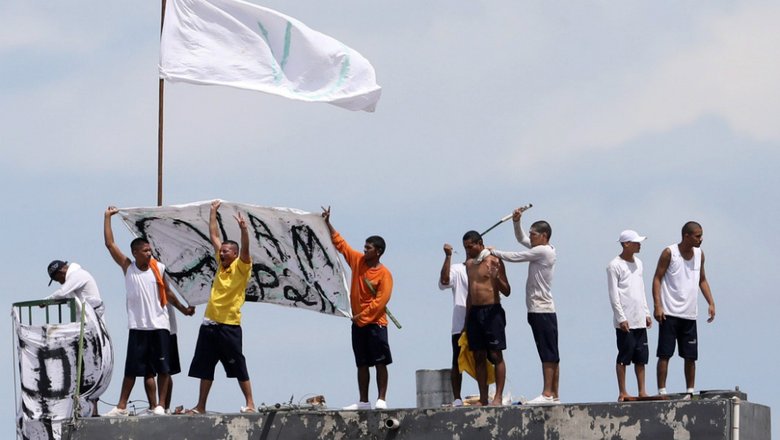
[
  {"xmin": 130, "ymin": 237, "xmax": 149, "ymax": 252},
  {"xmin": 222, "ymin": 240, "xmax": 240, "ymax": 252},
  {"xmin": 462, "ymin": 230, "xmax": 483, "ymax": 244},
  {"xmin": 531, "ymin": 220, "xmax": 552, "ymax": 240},
  {"xmin": 682, "ymin": 221, "xmax": 702, "ymax": 236},
  {"xmin": 366, "ymin": 235, "xmax": 386, "ymax": 255}
]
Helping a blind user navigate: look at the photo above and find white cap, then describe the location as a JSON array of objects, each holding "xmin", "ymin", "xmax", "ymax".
[{"xmin": 619, "ymin": 229, "xmax": 646, "ymax": 243}]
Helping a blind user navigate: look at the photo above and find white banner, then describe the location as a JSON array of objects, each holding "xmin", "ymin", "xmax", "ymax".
[
  {"xmin": 160, "ymin": 0, "xmax": 382, "ymax": 112},
  {"xmin": 118, "ymin": 201, "xmax": 351, "ymax": 318},
  {"xmin": 14, "ymin": 303, "xmax": 113, "ymax": 440}
]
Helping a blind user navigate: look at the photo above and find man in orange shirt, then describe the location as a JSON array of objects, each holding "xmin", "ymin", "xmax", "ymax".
[{"xmin": 322, "ymin": 206, "xmax": 393, "ymax": 410}]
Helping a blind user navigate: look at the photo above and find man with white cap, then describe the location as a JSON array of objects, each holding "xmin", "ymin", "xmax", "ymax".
[
  {"xmin": 653, "ymin": 221, "xmax": 715, "ymax": 396},
  {"xmin": 607, "ymin": 230, "xmax": 651, "ymax": 401}
]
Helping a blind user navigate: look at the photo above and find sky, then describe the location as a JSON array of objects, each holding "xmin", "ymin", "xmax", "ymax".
[{"xmin": 2, "ymin": 0, "xmax": 779, "ymax": 437}]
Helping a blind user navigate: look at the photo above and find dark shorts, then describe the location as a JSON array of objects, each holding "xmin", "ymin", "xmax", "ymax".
[
  {"xmin": 351, "ymin": 323, "xmax": 393, "ymax": 367},
  {"xmin": 169, "ymin": 334, "xmax": 181, "ymax": 375},
  {"xmin": 188, "ymin": 324, "xmax": 250, "ymax": 381},
  {"xmin": 451, "ymin": 333, "xmax": 463, "ymax": 368},
  {"xmin": 466, "ymin": 304, "xmax": 507, "ymax": 352},
  {"xmin": 125, "ymin": 329, "xmax": 172, "ymax": 377},
  {"xmin": 657, "ymin": 316, "xmax": 698, "ymax": 360},
  {"xmin": 527, "ymin": 313, "xmax": 560, "ymax": 363},
  {"xmin": 616, "ymin": 328, "xmax": 649, "ymax": 365}
]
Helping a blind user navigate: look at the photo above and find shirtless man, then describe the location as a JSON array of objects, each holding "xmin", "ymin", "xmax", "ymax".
[{"xmin": 463, "ymin": 230, "xmax": 510, "ymax": 406}]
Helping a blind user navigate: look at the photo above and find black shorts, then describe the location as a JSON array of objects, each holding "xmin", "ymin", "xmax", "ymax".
[
  {"xmin": 188, "ymin": 324, "xmax": 250, "ymax": 381},
  {"xmin": 466, "ymin": 304, "xmax": 507, "ymax": 352},
  {"xmin": 351, "ymin": 323, "xmax": 393, "ymax": 367},
  {"xmin": 146, "ymin": 333, "xmax": 182, "ymax": 377},
  {"xmin": 527, "ymin": 313, "xmax": 560, "ymax": 363},
  {"xmin": 657, "ymin": 316, "xmax": 698, "ymax": 360},
  {"xmin": 125, "ymin": 329, "xmax": 172, "ymax": 377},
  {"xmin": 451, "ymin": 333, "xmax": 463, "ymax": 368},
  {"xmin": 616, "ymin": 328, "xmax": 649, "ymax": 365}
]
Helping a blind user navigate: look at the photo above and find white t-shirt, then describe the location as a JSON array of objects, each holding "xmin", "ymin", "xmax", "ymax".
[
  {"xmin": 125, "ymin": 262, "xmax": 170, "ymax": 331},
  {"xmin": 46, "ymin": 263, "xmax": 105, "ymax": 317},
  {"xmin": 491, "ymin": 221, "xmax": 557, "ymax": 313},
  {"xmin": 606, "ymin": 256, "xmax": 650, "ymax": 329},
  {"xmin": 660, "ymin": 245, "xmax": 701, "ymax": 320},
  {"xmin": 438, "ymin": 262, "xmax": 468, "ymax": 335}
]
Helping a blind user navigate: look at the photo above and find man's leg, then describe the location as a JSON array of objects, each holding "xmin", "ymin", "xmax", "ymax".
[
  {"xmin": 375, "ymin": 364, "xmax": 388, "ymax": 401},
  {"xmin": 616, "ymin": 364, "xmax": 628, "ymax": 400},
  {"xmin": 357, "ymin": 366, "xmax": 370, "ymax": 402},
  {"xmin": 541, "ymin": 362, "xmax": 556, "ymax": 397},
  {"xmin": 684, "ymin": 359, "xmax": 696, "ymax": 391},
  {"xmin": 144, "ymin": 374, "xmax": 157, "ymax": 408},
  {"xmin": 238, "ymin": 379, "xmax": 255, "ymax": 409},
  {"xmin": 117, "ymin": 376, "xmax": 136, "ymax": 409},
  {"xmin": 451, "ymin": 335, "xmax": 463, "ymax": 402},
  {"xmin": 657, "ymin": 357, "xmax": 670, "ymax": 392},
  {"xmin": 474, "ymin": 350, "xmax": 489, "ymax": 406},
  {"xmin": 490, "ymin": 350, "xmax": 505, "ymax": 406},
  {"xmin": 635, "ymin": 364, "xmax": 647, "ymax": 397},
  {"xmin": 552, "ymin": 363, "xmax": 560, "ymax": 398},
  {"xmin": 164, "ymin": 378, "xmax": 173, "ymax": 409},
  {"xmin": 192, "ymin": 379, "xmax": 213, "ymax": 413},
  {"xmin": 156, "ymin": 373, "xmax": 171, "ymax": 409}
]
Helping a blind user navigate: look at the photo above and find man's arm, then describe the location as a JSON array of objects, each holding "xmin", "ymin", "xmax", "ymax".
[
  {"xmin": 321, "ymin": 205, "xmax": 336, "ymax": 235},
  {"xmin": 606, "ymin": 264, "xmax": 629, "ymax": 332},
  {"xmin": 163, "ymin": 277, "xmax": 195, "ymax": 316},
  {"xmin": 439, "ymin": 243, "xmax": 453, "ymax": 286},
  {"xmin": 209, "ymin": 200, "xmax": 223, "ymax": 254},
  {"xmin": 46, "ymin": 275, "xmax": 86, "ymax": 300},
  {"xmin": 699, "ymin": 252, "xmax": 715, "ymax": 323},
  {"xmin": 104, "ymin": 206, "xmax": 131, "ymax": 272},
  {"xmin": 491, "ymin": 247, "xmax": 539, "ymax": 263},
  {"xmin": 652, "ymin": 248, "xmax": 671, "ymax": 323},
  {"xmin": 493, "ymin": 258, "xmax": 511, "ymax": 297},
  {"xmin": 236, "ymin": 211, "xmax": 251, "ymax": 264},
  {"xmin": 512, "ymin": 207, "xmax": 532, "ymax": 249}
]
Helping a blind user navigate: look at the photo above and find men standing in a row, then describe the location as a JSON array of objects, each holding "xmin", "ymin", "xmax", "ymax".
[
  {"xmin": 187, "ymin": 200, "xmax": 257, "ymax": 414},
  {"xmin": 323, "ymin": 206, "xmax": 394, "ymax": 410},
  {"xmin": 464, "ymin": 231, "xmax": 510, "ymax": 406},
  {"xmin": 653, "ymin": 221, "xmax": 716, "ymax": 396},
  {"xmin": 438, "ymin": 243, "xmax": 468, "ymax": 407},
  {"xmin": 607, "ymin": 230, "xmax": 651, "ymax": 401},
  {"xmin": 491, "ymin": 207, "xmax": 559, "ymax": 405},
  {"xmin": 103, "ymin": 206, "xmax": 194, "ymax": 416}
]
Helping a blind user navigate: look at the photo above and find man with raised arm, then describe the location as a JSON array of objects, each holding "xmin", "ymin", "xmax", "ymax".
[
  {"xmin": 322, "ymin": 206, "xmax": 393, "ymax": 410},
  {"xmin": 463, "ymin": 230, "xmax": 510, "ymax": 406},
  {"xmin": 607, "ymin": 230, "xmax": 652, "ymax": 401},
  {"xmin": 490, "ymin": 206, "xmax": 559, "ymax": 405},
  {"xmin": 103, "ymin": 206, "xmax": 194, "ymax": 417},
  {"xmin": 187, "ymin": 200, "xmax": 256, "ymax": 414},
  {"xmin": 438, "ymin": 242, "xmax": 469, "ymax": 407},
  {"xmin": 653, "ymin": 221, "xmax": 716, "ymax": 396}
]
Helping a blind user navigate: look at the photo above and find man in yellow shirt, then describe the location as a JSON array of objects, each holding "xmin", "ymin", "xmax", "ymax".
[{"xmin": 187, "ymin": 200, "xmax": 256, "ymax": 414}]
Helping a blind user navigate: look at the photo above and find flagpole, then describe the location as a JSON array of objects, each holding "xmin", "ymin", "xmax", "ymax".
[{"xmin": 157, "ymin": 0, "xmax": 167, "ymax": 207}]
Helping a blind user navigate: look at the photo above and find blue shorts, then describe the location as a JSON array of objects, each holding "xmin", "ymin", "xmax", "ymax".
[
  {"xmin": 527, "ymin": 313, "xmax": 559, "ymax": 363},
  {"xmin": 125, "ymin": 329, "xmax": 171, "ymax": 377},
  {"xmin": 657, "ymin": 316, "xmax": 698, "ymax": 360},
  {"xmin": 352, "ymin": 323, "xmax": 393, "ymax": 367},
  {"xmin": 188, "ymin": 324, "xmax": 250, "ymax": 381},
  {"xmin": 616, "ymin": 328, "xmax": 649, "ymax": 365},
  {"xmin": 466, "ymin": 304, "xmax": 507, "ymax": 352}
]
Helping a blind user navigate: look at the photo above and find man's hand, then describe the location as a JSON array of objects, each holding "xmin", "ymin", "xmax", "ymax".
[
  {"xmin": 645, "ymin": 316, "xmax": 652, "ymax": 329},
  {"xmin": 106, "ymin": 206, "xmax": 119, "ymax": 217},
  {"xmin": 707, "ymin": 304, "xmax": 716, "ymax": 323},
  {"xmin": 619, "ymin": 321, "xmax": 629, "ymax": 333},
  {"xmin": 443, "ymin": 243, "xmax": 453, "ymax": 257},
  {"xmin": 321, "ymin": 205, "xmax": 331, "ymax": 223},
  {"xmin": 183, "ymin": 306, "xmax": 196, "ymax": 316},
  {"xmin": 234, "ymin": 211, "xmax": 247, "ymax": 230},
  {"xmin": 211, "ymin": 200, "xmax": 221, "ymax": 211},
  {"xmin": 512, "ymin": 205, "xmax": 531, "ymax": 222},
  {"xmin": 654, "ymin": 306, "xmax": 665, "ymax": 323}
]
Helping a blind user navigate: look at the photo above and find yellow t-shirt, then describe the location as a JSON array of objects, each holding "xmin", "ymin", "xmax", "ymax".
[{"xmin": 204, "ymin": 255, "xmax": 252, "ymax": 325}]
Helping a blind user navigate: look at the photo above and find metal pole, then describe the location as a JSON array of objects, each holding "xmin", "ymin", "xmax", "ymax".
[{"xmin": 157, "ymin": 0, "xmax": 167, "ymax": 206}]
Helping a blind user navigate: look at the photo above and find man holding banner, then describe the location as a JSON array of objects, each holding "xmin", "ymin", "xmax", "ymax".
[
  {"xmin": 187, "ymin": 200, "xmax": 256, "ymax": 414},
  {"xmin": 322, "ymin": 207, "xmax": 393, "ymax": 410}
]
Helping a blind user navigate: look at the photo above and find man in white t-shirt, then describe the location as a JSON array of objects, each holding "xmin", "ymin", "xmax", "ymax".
[
  {"xmin": 607, "ymin": 230, "xmax": 652, "ymax": 401},
  {"xmin": 103, "ymin": 206, "xmax": 194, "ymax": 417},
  {"xmin": 438, "ymin": 242, "xmax": 469, "ymax": 407},
  {"xmin": 652, "ymin": 221, "xmax": 716, "ymax": 396}
]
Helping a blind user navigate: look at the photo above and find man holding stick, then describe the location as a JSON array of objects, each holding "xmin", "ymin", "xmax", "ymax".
[
  {"xmin": 438, "ymin": 242, "xmax": 469, "ymax": 406},
  {"xmin": 322, "ymin": 206, "xmax": 393, "ymax": 410}
]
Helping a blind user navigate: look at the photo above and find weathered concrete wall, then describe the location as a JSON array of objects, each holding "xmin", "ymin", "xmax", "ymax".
[{"xmin": 61, "ymin": 396, "xmax": 770, "ymax": 440}]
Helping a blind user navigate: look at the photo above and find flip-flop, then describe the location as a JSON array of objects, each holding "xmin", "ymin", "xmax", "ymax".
[
  {"xmin": 184, "ymin": 408, "xmax": 202, "ymax": 415},
  {"xmin": 173, "ymin": 405, "xmax": 185, "ymax": 415},
  {"xmin": 240, "ymin": 406, "xmax": 256, "ymax": 413}
]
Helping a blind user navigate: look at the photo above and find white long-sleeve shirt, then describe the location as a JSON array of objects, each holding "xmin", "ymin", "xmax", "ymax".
[
  {"xmin": 491, "ymin": 221, "xmax": 557, "ymax": 313},
  {"xmin": 46, "ymin": 263, "xmax": 104, "ymax": 317},
  {"xmin": 606, "ymin": 256, "xmax": 650, "ymax": 328}
]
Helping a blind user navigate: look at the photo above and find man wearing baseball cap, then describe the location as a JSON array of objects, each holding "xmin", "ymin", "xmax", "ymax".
[
  {"xmin": 607, "ymin": 230, "xmax": 652, "ymax": 401},
  {"xmin": 46, "ymin": 260, "xmax": 105, "ymax": 318}
]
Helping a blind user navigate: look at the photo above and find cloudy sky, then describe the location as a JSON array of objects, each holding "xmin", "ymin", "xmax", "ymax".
[{"xmin": 2, "ymin": 0, "xmax": 778, "ymax": 437}]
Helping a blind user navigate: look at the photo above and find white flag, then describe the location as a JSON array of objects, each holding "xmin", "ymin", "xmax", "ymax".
[{"xmin": 160, "ymin": 0, "xmax": 382, "ymax": 112}]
